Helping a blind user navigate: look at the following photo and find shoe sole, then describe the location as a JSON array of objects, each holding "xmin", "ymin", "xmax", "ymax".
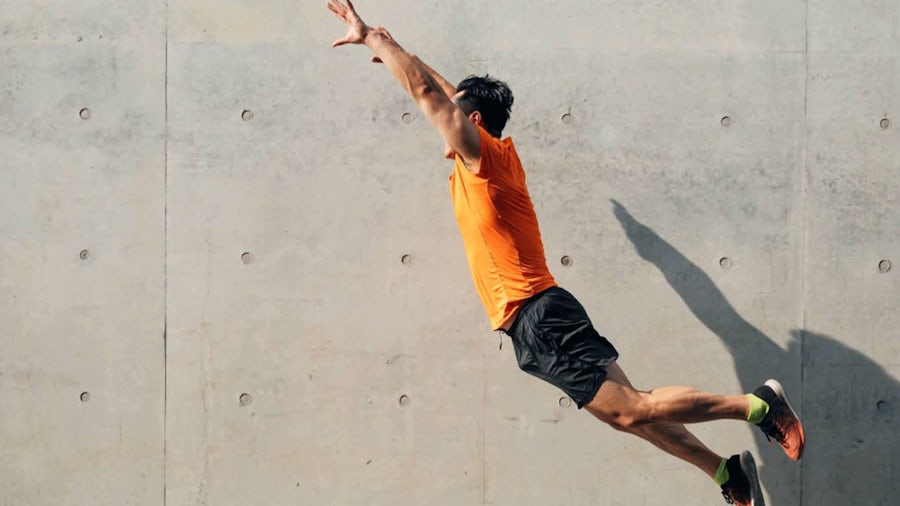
[
  {"xmin": 764, "ymin": 379, "xmax": 806, "ymax": 460},
  {"xmin": 740, "ymin": 451, "xmax": 765, "ymax": 506}
]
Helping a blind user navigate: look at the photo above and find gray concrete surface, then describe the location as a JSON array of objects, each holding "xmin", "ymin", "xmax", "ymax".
[{"xmin": 1, "ymin": 1, "xmax": 897, "ymax": 505}]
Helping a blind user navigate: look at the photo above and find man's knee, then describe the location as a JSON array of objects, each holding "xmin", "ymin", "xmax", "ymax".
[
  {"xmin": 586, "ymin": 376, "xmax": 657, "ymax": 429},
  {"xmin": 593, "ymin": 400, "xmax": 656, "ymax": 431},
  {"xmin": 608, "ymin": 413, "xmax": 650, "ymax": 431}
]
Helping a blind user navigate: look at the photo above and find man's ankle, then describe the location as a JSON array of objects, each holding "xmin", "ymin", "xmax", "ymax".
[{"xmin": 746, "ymin": 393, "xmax": 769, "ymax": 424}]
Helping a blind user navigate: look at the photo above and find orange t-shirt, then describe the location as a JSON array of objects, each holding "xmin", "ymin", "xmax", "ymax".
[{"xmin": 449, "ymin": 126, "xmax": 558, "ymax": 330}]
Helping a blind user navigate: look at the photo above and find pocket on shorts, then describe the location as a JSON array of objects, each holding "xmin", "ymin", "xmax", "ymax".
[
  {"xmin": 512, "ymin": 335, "xmax": 542, "ymax": 376},
  {"xmin": 509, "ymin": 324, "xmax": 552, "ymax": 379}
]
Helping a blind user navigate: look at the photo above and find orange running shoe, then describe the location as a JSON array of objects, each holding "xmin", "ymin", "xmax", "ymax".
[
  {"xmin": 753, "ymin": 379, "xmax": 806, "ymax": 461},
  {"xmin": 720, "ymin": 451, "xmax": 765, "ymax": 506}
]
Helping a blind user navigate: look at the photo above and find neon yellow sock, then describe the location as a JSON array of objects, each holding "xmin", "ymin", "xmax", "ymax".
[
  {"xmin": 713, "ymin": 458, "xmax": 729, "ymax": 486},
  {"xmin": 746, "ymin": 393, "xmax": 769, "ymax": 425}
]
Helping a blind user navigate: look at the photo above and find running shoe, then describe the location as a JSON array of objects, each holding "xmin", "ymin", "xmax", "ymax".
[
  {"xmin": 753, "ymin": 379, "xmax": 806, "ymax": 461},
  {"xmin": 720, "ymin": 451, "xmax": 765, "ymax": 506}
]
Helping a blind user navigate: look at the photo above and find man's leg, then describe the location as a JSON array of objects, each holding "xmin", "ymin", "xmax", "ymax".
[
  {"xmin": 583, "ymin": 362, "xmax": 768, "ymax": 505},
  {"xmin": 629, "ymin": 423, "xmax": 721, "ymax": 478},
  {"xmin": 583, "ymin": 362, "xmax": 725, "ymax": 478},
  {"xmin": 584, "ymin": 362, "xmax": 751, "ymax": 427}
]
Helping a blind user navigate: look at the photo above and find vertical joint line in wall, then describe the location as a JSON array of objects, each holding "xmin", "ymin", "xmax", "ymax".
[
  {"xmin": 799, "ymin": 0, "xmax": 809, "ymax": 504},
  {"xmin": 801, "ymin": 3, "xmax": 810, "ymax": 342},
  {"xmin": 163, "ymin": 1, "xmax": 169, "ymax": 505}
]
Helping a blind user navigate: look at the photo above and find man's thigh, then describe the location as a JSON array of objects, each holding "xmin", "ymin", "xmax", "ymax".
[{"xmin": 584, "ymin": 362, "xmax": 648, "ymax": 424}]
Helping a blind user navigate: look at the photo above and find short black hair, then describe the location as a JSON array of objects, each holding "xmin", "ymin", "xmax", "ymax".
[{"xmin": 455, "ymin": 75, "xmax": 514, "ymax": 138}]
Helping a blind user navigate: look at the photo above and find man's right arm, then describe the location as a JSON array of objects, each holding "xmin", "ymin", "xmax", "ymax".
[
  {"xmin": 328, "ymin": 0, "xmax": 479, "ymax": 168},
  {"xmin": 363, "ymin": 28, "xmax": 481, "ymax": 169},
  {"xmin": 372, "ymin": 32, "xmax": 456, "ymax": 99},
  {"xmin": 411, "ymin": 56, "xmax": 457, "ymax": 99}
]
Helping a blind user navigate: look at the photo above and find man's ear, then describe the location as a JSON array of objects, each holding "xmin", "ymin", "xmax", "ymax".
[{"xmin": 469, "ymin": 110, "xmax": 483, "ymax": 127}]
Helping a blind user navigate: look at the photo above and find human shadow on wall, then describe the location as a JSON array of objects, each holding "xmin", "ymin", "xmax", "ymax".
[{"xmin": 610, "ymin": 199, "xmax": 899, "ymax": 505}]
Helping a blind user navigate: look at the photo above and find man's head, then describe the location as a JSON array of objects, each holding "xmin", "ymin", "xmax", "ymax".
[{"xmin": 453, "ymin": 75, "xmax": 514, "ymax": 139}]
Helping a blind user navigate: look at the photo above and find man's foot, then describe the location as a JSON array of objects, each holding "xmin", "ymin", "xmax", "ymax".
[
  {"xmin": 720, "ymin": 451, "xmax": 765, "ymax": 506},
  {"xmin": 753, "ymin": 379, "xmax": 806, "ymax": 460}
]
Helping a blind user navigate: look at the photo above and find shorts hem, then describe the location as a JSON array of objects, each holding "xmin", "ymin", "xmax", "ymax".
[{"xmin": 574, "ymin": 358, "xmax": 618, "ymax": 409}]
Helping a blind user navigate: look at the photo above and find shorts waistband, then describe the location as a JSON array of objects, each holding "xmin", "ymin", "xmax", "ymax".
[{"xmin": 505, "ymin": 286, "xmax": 564, "ymax": 337}]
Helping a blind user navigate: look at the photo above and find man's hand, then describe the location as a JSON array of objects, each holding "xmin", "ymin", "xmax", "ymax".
[{"xmin": 327, "ymin": 0, "xmax": 370, "ymax": 47}]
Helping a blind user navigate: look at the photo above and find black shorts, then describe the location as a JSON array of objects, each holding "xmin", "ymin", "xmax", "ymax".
[{"xmin": 504, "ymin": 286, "xmax": 619, "ymax": 409}]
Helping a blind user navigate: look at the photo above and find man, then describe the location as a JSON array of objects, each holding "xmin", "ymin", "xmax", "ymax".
[{"xmin": 326, "ymin": 2, "xmax": 805, "ymax": 504}]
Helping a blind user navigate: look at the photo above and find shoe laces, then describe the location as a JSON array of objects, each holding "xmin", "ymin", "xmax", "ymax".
[
  {"xmin": 721, "ymin": 481, "xmax": 748, "ymax": 505},
  {"xmin": 759, "ymin": 416, "xmax": 786, "ymax": 444}
]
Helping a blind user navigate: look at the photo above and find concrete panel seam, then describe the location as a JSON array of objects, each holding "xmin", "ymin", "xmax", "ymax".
[
  {"xmin": 800, "ymin": 1, "xmax": 809, "ymax": 504},
  {"xmin": 164, "ymin": 1, "xmax": 170, "ymax": 505}
]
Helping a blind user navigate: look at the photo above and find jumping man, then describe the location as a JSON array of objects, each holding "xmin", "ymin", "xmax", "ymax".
[{"xmin": 326, "ymin": 2, "xmax": 805, "ymax": 504}]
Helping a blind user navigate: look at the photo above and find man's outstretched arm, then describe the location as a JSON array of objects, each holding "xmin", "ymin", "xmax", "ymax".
[
  {"xmin": 327, "ymin": 0, "xmax": 479, "ymax": 168},
  {"xmin": 374, "ymin": 45, "xmax": 457, "ymax": 100},
  {"xmin": 411, "ymin": 56, "xmax": 457, "ymax": 99}
]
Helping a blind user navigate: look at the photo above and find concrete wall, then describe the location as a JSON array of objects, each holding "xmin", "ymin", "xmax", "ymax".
[{"xmin": 1, "ymin": 1, "xmax": 897, "ymax": 505}]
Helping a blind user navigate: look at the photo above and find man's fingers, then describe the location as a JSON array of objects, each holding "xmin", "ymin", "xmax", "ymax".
[
  {"xmin": 332, "ymin": 36, "xmax": 352, "ymax": 47},
  {"xmin": 331, "ymin": 0, "xmax": 353, "ymax": 15},
  {"xmin": 328, "ymin": 2, "xmax": 347, "ymax": 17},
  {"xmin": 345, "ymin": 0, "xmax": 365, "ymax": 22},
  {"xmin": 327, "ymin": 0, "xmax": 365, "ymax": 48},
  {"xmin": 327, "ymin": 1, "xmax": 348, "ymax": 18},
  {"xmin": 326, "ymin": 3, "xmax": 344, "ymax": 20}
]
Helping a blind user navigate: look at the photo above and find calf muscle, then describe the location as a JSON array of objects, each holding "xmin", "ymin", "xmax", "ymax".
[{"xmin": 587, "ymin": 363, "xmax": 750, "ymax": 427}]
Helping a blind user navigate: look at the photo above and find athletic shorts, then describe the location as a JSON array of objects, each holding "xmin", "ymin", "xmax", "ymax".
[{"xmin": 504, "ymin": 286, "xmax": 619, "ymax": 409}]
